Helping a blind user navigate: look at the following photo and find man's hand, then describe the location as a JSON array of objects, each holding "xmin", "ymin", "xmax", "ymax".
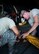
[{"xmin": 22, "ymin": 32, "xmax": 29, "ymax": 38}]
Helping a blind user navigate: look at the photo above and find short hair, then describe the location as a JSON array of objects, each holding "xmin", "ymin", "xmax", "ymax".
[{"xmin": 20, "ymin": 10, "xmax": 26, "ymax": 17}]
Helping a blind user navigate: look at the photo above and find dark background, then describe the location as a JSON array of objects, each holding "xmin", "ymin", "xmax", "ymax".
[
  {"xmin": 0, "ymin": 0, "xmax": 39, "ymax": 14},
  {"xmin": 0, "ymin": 0, "xmax": 39, "ymax": 13},
  {"xmin": 0, "ymin": 0, "xmax": 39, "ymax": 9}
]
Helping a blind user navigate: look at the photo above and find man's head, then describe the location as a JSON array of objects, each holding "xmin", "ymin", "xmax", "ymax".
[{"xmin": 20, "ymin": 10, "xmax": 30, "ymax": 20}]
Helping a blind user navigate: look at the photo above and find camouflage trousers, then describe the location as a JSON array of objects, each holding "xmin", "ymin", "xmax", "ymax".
[{"xmin": 0, "ymin": 29, "xmax": 16, "ymax": 47}]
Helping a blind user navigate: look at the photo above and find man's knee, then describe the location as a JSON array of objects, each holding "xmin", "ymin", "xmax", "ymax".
[
  {"xmin": 8, "ymin": 37, "xmax": 16, "ymax": 46},
  {"xmin": 8, "ymin": 30, "xmax": 17, "ymax": 46}
]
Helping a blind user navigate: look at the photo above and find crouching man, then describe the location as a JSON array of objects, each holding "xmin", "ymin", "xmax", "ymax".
[{"xmin": 0, "ymin": 17, "xmax": 20, "ymax": 54}]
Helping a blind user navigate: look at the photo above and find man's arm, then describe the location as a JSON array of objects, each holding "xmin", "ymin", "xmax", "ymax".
[
  {"xmin": 22, "ymin": 15, "xmax": 39, "ymax": 39},
  {"xmin": 11, "ymin": 26, "xmax": 20, "ymax": 37},
  {"xmin": 8, "ymin": 18, "xmax": 20, "ymax": 37},
  {"xmin": 28, "ymin": 15, "xmax": 38, "ymax": 34}
]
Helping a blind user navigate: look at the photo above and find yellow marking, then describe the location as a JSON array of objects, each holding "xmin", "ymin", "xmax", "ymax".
[
  {"xmin": 26, "ymin": 35, "xmax": 39, "ymax": 49},
  {"xmin": 19, "ymin": 22, "xmax": 26, "ymax": 26}
]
